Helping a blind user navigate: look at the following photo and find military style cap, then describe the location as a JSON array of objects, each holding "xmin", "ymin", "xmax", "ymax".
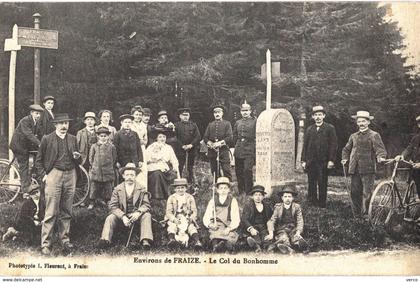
[
  {"xmin": 157, "ymin": 110, "xmax": 168, "ymax": 118},
  {"xmin": 312, "ymin": 105, "xmax": 326, "ymax": 114}
]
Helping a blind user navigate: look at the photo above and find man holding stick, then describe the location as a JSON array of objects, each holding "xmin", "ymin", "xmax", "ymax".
[{"xmin": 97, "ymin": 163, "xmax": 153, "ymax": 250}]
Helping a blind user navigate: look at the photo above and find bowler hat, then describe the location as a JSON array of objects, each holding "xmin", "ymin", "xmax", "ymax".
[
  {"xmin": 171, "ymin": 178, "xmax": 188, "ymax": 187},
  {"xmin": 29, "ymin": 104, "xmax": 44, "ymax": 112},
  {"xmin": 279, "ymin": 186, "xmax": 298, "ymax": 196},
  {"xmin": 216, "ymin": 177, "xmax": 230, "ymax": 186},
  {"xmin": 312, "ymin": 105, "xmax": 326, "ymax": 114},
  {"xmin": 142, "ymin": 108, "xmax": 152, "ymax": 116},
  {"xmin": 119, "ymin": 163, "xmax": 140, "ymax": 175},
  {"xmin": 351, "ymin": 111, "xmax": 374, "ymax": 120},
  {"xmin": 96, "ymin": 126, "xmax": 111, "ymax": 135},
  {"xmin": 248, "ymin": 185, "xmax": 266, "ymax": 195},
  {"xmin": 83, "ymin": 112, "xmax": 97, "ymax": 121},
  {"xmin": 157, "ymin": 110, "xmax": 168, "ymax": 118},
  {"xmin": 211, "ymin": 104, "xmax": 226, "ymax": 112},
  {"xmin": 52, "ymin": 113, "xmax": 72, "ymax": 123},
  {"xmin": 119, "ymin": 114, "xmax": 134, "ymax": 122},
  {"xmin": 42, "ymin": 96, "xmax": 56, "ymax": 103},
  {"xmin": 177, "ymin": 108, "xmax": 191, "ymax": 115}
]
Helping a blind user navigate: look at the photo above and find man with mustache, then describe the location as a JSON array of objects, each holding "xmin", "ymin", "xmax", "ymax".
[
  {"xmin": 203, "ymin": 105, "xmax": 233, "ymax": 180},
  {"xmin": 10, "ymin": 104, "xmax": 44, "ymax": 193},
  {"xmin": 342, "ymin": 111, "xmax": 387, "ymax": 218},
  {"xmin": 35, "ymin": 113, "xmax": 81, "ymax": 255},
  {"xmin": 301, "ymin": 106, "xmax": 337, "ymax": 208}
]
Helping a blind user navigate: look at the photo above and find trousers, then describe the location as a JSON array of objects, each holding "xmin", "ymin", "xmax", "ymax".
[
  {"xmin": 307, "ymin": 161, "xmax": 328, "ymax": 207},
  {"xmin": 209, "ymin": 150, "xmax": 232, "ymax": 180},
  {"xmin": 235, "ymin": 157, "xmax": 254, "ymax": 194},
  {"xmin": 178, "ymin": 151, "xmax": 196, "ymax": 183},
  {"xmin": 350, "ymin": 171, "xmax": 375, "ymax": 216},
  {"xmin": 15, "ymin": 153, "xmax": 30, "ymax": 193}
]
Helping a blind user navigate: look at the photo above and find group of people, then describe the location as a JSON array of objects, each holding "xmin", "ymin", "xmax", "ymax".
[{"xmin": 3, "ymin": 94, "xmax": 420, "ymax": 255}]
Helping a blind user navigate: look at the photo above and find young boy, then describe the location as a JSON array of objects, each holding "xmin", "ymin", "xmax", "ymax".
[
  {"xmin": 241, "ymin": 185, "xmax": 273, "ymax": 252},
  {"xmin": 114, "ymin": 114, "xmax": 143, "ymax": 169},
  {"xmin": 88, "ymin": 127, "xmax": 117, "ymax": 209},
  {"xmin": 165, "ymin": 178, "xmax": 202, "ymax": 249},
  {"xmin": 2, "ymin": 185, "xmax": 42, "ymax": 245},
  {"xmin": 77, "ymin": 112, "xmax": 98, "ymax": 170},
  {"xmin": 203, "ymin": 177, "xmax": 240, "ymax": 252},
  {"xmin": 265, "ymin": 186, "xmax": 306, "ymax": 254}
]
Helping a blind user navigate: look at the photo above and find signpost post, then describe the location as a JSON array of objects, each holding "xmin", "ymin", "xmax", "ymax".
[{"xmin": 3, "ymin": 15, "xmax": 58, "ymax": 160}]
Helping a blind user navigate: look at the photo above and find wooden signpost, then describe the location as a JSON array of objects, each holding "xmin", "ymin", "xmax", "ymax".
[{"xmin": 3, "ymin": 14, "xmax": 58, "ymax": 159}]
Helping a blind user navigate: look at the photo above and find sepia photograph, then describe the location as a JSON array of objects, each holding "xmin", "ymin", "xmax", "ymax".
[{"xmin": 0, "ymin": 1, "xmax": 419, "ymax": 277}]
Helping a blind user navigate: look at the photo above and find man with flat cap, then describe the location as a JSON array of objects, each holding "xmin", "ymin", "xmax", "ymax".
[
  {"xmin": 35, "ymin": 113, "xmax": 81, "ymax": 255},
  {"xmin": 342, "ymin": 111, "xmax": 387, "ymax": 218},
  {"xmin": 10, "ymin": 104, "xmax": 44, "ymax": 193},
  {"xmin": 233, "ymin": 101, "xmax": 256, "ymax": 194},
  {"xmin": 301, "ymin": 105, "xmax": 337, "ymax": 208},
  {"xmin": 203, "ymin": 104, "xmax": 233, "ymax": 180},
  {"xmin": 38, "ymin": 96, "xmax": 56, "ymax": 139},
  {"xmin": 175, "ymin": 107, "xmax": 201, "ymax": 183}
]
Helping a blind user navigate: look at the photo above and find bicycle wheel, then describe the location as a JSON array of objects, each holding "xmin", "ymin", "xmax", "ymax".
[
  {"xmin": 404, "ymin": 180, "xmax": 420, "ymax": 220},
  {"xmin": 368, "ymin": 181, "xmax": 397, "ymax": 227},
  {"xmin": 0, "ymin": 159, "xmax": 21, "ymax": 204},
  {"xmin": 73, "ymin": 165, "xmax": 90, "ymax": 207}
]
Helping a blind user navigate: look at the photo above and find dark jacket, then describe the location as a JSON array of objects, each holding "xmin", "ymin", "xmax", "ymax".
[
  {"xmin": 342, "ymin": 128, "xmax": 387, "ymax": 174},
  {"xmin": 267, "ymin": 202, "xmax": 304, "ymax": 234},
  {"xmin": 203, "ymin": 119, "xmax": 233, "ymax": 158},
  {"xmin": 108, "ymin": 182, "xmax": 151, "ymax": 219},
  {"xmin": 9, "ymin": 115, "xmax": 41, "ymax": 155},
  {"xmin": 76, "ymin": 127, "xmax": 97, "ymax": 166},
  {"xmin": 114, "ymin": 129, "xmax": 143, "ymax": 167},
  {"xmin": 175, "ymin": 120, "xmax": 201, "ymax": 156},
  {"xmin": 301, "ymin": 122, "xmax": 338, "ymax": 165},
  {"xmin": 89, "ymin": 142, "xmax": 117, "ymax": 182},
  {"xmin": 233, "ymin": 117, "xmax": 256, "ymax": 159},
  {"xmin": 241, "ymin": 199, "xmax": 273, "ymax": 231},
  {"xmin": 402, "ymin": 133, "xmax": 420, "ymax": 162},
  {"xmin": 38, "ymin": 109, "xmax": 55, "ymax": 138},
  {"xmin": 35, "ymin": 132, "xmax": 80, "ymax": 177}
]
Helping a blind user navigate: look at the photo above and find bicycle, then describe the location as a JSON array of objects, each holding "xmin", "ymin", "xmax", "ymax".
[
  {"xmin": 0, "ymin": 151, "xmax": 90, "ymax": 207},
  {"xmin": 368, "ymin": 159, "xmax": 420, "ymax": 228}
]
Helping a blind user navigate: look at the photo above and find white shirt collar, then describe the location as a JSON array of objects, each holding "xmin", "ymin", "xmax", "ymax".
[
  {"xmin": 359, "ymin": 127, "xmax": 369, "ymax": 133},
  {"xmin": 55, "ymin": 131, "xmax": 66, "ymax": 139}
]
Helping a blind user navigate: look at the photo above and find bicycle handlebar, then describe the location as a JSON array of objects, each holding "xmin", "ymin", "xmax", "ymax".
[{"xmin": 382, "ymin": 158, "xmax": 414, "ymax": 166}]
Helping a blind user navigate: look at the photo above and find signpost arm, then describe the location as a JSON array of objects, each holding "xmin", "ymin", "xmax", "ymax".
[
  {"xmin": 266, "ymin": 49, "xmax": 271, "ymax": 111},
  {"xmin": 33, "ymin": 13, "xmax": 41, "ymax": 104}
]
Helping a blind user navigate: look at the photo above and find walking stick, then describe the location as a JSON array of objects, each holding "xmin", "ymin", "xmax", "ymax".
[
  {"xmin": 184, "ymin": 151, "xmax": 189, "ymax": 180},
  {"xmin": 212, "ymin": 172, "xmax": 217, "ymax": 225},
  {"xmin": 216, "ymin": 147, "xmax": 222, "ymax": 178},
  {"xmin": 342, "ymin": 164, "xmax": 356, "ymax": 218},
  {"xmin": 125, "ymin": 223, "xmax": 135, "ymax": 248}
]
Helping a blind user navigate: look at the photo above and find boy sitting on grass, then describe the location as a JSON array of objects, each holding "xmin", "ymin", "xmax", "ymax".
[
  {"xmin": 165, "ymin": 178, "xmax": 202, "ymax": 249},
  {"xmin": 203, "ymin": 177, "xmax": 240, "ymax": 253},
  {"xmin": 265, "ymin": 186, "xmax": 307, "ymax": 254},
  {"xmin": 241, "ymin": 185, "xmax": 273, "ymax": 252}
]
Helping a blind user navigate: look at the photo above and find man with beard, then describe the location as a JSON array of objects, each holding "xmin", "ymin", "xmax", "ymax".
[
  {"xmin": 175, "ymin": 108, "xmax": 201, "ymax": 183},
  {"xmin": 10, "ymin": 104, "xmax": 44, "ymax": 193},
  {"xmin": 342, "ymin": 111, "xmax": 387, "ymax": 218},
  {"xmin": 35, "ymin": 113, "xmax": 81, "ymax": 255},
  {"xmin": 203, "ymin": 105, "xmax": 233, "ymax": 180},
  {"xmin": 301, "ymin": 106, "xmax": 337, "ymax": 208}
]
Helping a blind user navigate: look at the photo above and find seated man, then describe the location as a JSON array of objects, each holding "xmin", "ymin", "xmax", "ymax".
[
  {"xmin": 97, "ymin": 163, "xmax": 153, "ymax": 249},
  {"xmin": 241, "ymin": 185, "xmax": 273, "ymax": 252},
  {"xmin": 265, "ymin": 186, "xmax": 307, "ymax": 254}
]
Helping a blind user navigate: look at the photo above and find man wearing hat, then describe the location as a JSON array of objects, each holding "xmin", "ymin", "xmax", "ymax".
[
  {"xmin": 395, "ymin": 114, "xmax": 420, "ymax": 204},
  {"xmin": 233, "ymin": 101, "xmax": 257, "ymax": 194},
  {"xmin": 241, "ymin": 185, "xmax": 273, "ymax": 252},
  {"xmin": 97, "ymin": 163, "xmax": 153, "ymax": 250},
  {"xmin": 153, "ymin": 110, "xmax": 177, "ymax": 151},
  {"xmin": 114, "ymin": 114, "xmax": 143, "ymax": 169},
  {"xmin": 203, "ymin": 104, "xmax": 233, "ymax": 180},
  {"xmin": 35, "ymin": 113, "xmax": 81, "ymax": 255},
  {"xmin": 10, "ymin": 104, "xmax": 44, "ymax": 193},
  {"xmin": 266, "ymin": 186, "xmax": 305, "ymax": 254},
  {"xmin": 301, "ymin": 105, "xmax": 338, "ymax": 208},
  {"xmin": 342, "ymin": 111, "xmax": 387, "ymax": 218},
  {"xmin": 175, "ymin": 108, "xmax": 201, "ymax": 183},
  {"xmin": 76, "ymin": 112, "xmax": 98, "ymax": 169},
  {"xmin": 38, "ymin": 96, "xmax": 56, "ymax": 139}
]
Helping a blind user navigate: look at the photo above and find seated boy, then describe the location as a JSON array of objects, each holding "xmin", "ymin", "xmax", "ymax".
[
  {"xmin": 241, "ymin": 185, "xmax": 273, "ymax": 252},
  {"xmin": 265, "ymin": 186, "xmax": 306, "ymax": 254},
  {"xmin": 165, "ymin": 178, "xmax": 202, "ymax": 249},
  {"xmin": 2, "ymin": 184, "xmax": 42, "ymax": 245},
  {"xmin": 203, "ymin": 177, "xmax": 240, "ymax": 252}
]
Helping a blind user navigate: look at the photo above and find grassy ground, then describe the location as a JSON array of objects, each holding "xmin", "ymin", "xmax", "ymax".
[{"xmin": 0, "ymin": 160, "xmax": 419, "ymax": 257}]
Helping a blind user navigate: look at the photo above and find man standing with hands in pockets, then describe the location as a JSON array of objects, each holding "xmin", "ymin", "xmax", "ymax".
[{"xmin": 35, "ymin": 113, "xmax": 81, "ymax": 255}]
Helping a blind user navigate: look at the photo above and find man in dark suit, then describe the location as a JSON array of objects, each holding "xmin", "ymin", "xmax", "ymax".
[
  {"xmin": 301, "ymin": 106, "xmax": 338, "ymax": 208},
  {"xmin": 9, "ymin": 104, "xmax": 44, "ymax": 193},
  {"xmin": 114, "ymin": 114, "xmax": 143, "ymax": 168},
  {"xmin": 203, "ymin": 105, "xmax": 233, "ymax": 180},
  {"xmin": 35, "ymin": 113, "xmax": 81, "ymax": 255},
  {"xmin": 175, "ymin": 107, "xmax": 201, "ymax": 183},
  {"xmin": 38, "ymin": 96, "xmax": 56, "ymax": 139}
]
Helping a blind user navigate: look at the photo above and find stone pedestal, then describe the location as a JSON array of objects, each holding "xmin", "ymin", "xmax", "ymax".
[{"xmin": 256, "ymin": 109, "xmax": 296, "ymax": 196}]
